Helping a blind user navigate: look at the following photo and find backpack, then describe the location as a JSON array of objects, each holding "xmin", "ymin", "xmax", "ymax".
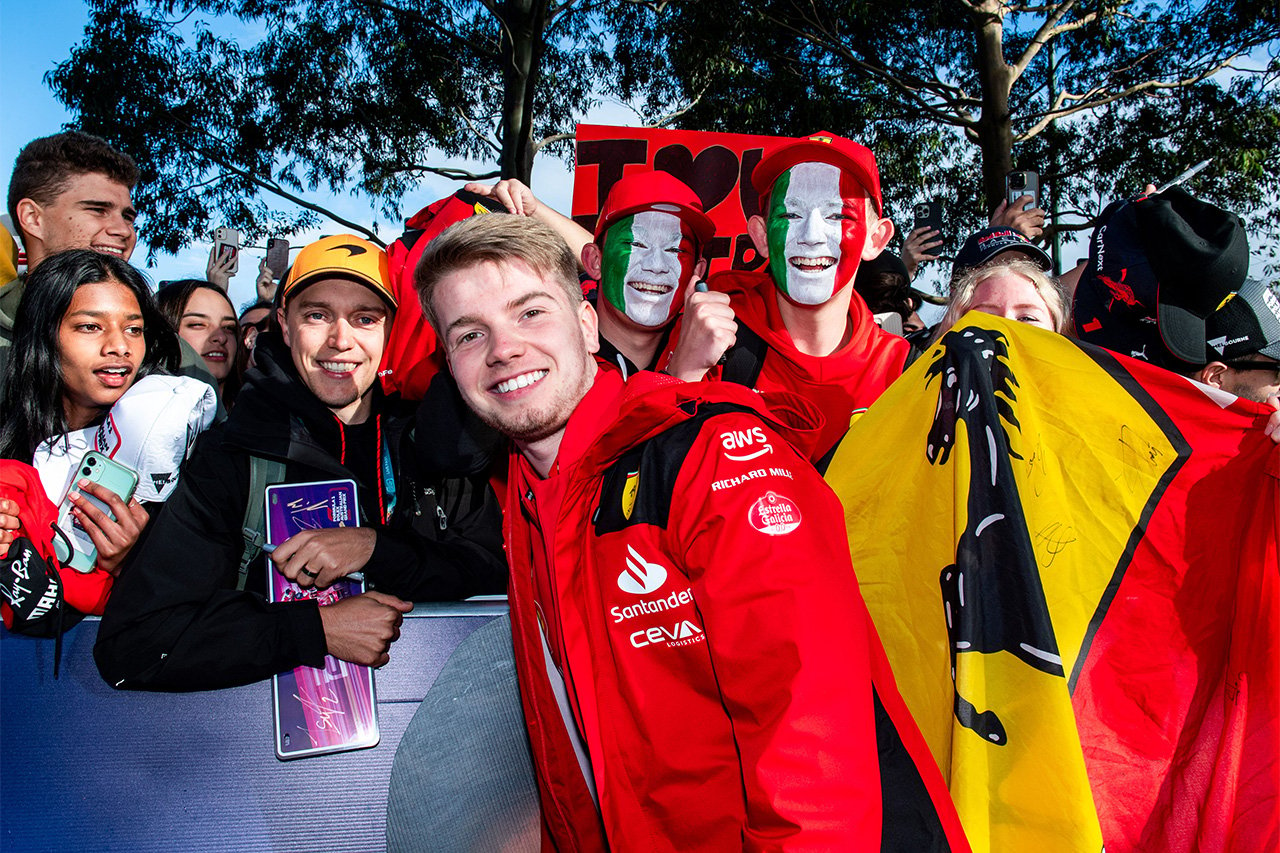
[
  {"xmin": 381, "ymin": 190, "xmax": 508, "ymax": 401},
  {"xmin": 236, "ymin": 455, "xmax": 287, "ymax": 592}
]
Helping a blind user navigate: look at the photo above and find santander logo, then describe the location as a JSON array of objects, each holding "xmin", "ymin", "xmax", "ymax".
[{"xmin": 618, "ymin": 545, "xmax": 668, "ymax": 595}]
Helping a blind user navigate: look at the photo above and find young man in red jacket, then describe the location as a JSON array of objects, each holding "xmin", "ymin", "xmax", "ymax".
[
  {"xmin": 664, "ymin": 131, "xmax": 909, "ymax": 467},
  {"xmin": 416, "ymin": 214, "xmax": 967, "ymax": 851}
]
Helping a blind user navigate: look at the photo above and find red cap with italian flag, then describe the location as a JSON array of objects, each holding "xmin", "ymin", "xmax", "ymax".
[{"xmin": 752, "ymin": 131, "xmax": 883, "ymax": 215}]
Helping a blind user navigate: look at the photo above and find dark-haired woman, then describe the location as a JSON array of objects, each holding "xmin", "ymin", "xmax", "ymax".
[
  {"xmin": 0, "ymin": 249, "xmax": 180, "ymax": 626},
  {"xmin": 158, "ymin": 279, "xmax": 241, "ymax": 404}
]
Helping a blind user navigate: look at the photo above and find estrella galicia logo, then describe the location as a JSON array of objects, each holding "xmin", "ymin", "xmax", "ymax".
[
  {"xmin": 330, "ymin": 243, "xmax": 368, "ymax": 257},
  {"xmin": 618, "ymin": 544, "xmax": 668, "ymax": 595}
]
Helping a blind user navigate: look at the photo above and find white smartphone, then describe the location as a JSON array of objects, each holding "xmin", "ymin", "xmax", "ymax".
[{"xmin": 213, "ymin": 227, "xmax": 241, "ymax": 276}]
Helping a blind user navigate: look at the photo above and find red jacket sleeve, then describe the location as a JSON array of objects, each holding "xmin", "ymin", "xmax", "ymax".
[
  {"xmin": 61, "ymin": 565, "xmax": 114, "ymax": 615},
  {"xmin": 668, "ymin": 410, "xmax": 882, "ymax": 850}
]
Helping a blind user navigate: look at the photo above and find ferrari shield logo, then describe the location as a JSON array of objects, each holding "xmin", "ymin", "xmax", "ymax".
[{"xmin": 622, "ymin": 471, "xmax": 639, "ymax": 520}]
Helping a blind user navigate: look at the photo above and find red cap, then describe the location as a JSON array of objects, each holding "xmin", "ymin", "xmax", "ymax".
[
  {"xmin": 752, "ymin": 131, "xmax": 883, "ymax": 215},
  {"xmin": 594, "ymin": 171, "xmax": 716, "ymax": 247}
]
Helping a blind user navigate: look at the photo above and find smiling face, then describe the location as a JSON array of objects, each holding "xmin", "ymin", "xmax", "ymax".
[
  {"xmin": 279, "ymin": 278, "xmax": 391, "ymax": 424},
  {"xmin": 968, "ymin": 272, "xmax": 1055, "ymax": 330},
  {"xmin": 178, "ymin": 287, "xmax": 239, "ymax": 382},
  {"xmin": 57, "ymin": 278, "xmax": 146, "ymax": 430},
  {"xmin": 18, "ymin": 172, "xmax": 138, "ymax": 270},
  {"xmin": 433, "ymin": 259, "xmax": 599, "ymax": 465},
  {"xmin": 756, "ymin": 161, "xmax": 880, "ymax": 305},
  {"xmin": 599, "ymin": 210, "xmax": 699, "ymax": 328}
]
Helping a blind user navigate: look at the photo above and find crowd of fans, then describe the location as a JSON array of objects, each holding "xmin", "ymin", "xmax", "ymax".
[{"xmin": 0, "ymin": 128, "xmax": 1276, "ymax": 848}]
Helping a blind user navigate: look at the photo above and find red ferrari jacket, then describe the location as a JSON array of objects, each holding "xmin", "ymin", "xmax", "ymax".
[
  {"xmin": 504, "ymin": 369, "xmax": 967, "ymax": 852},
  {"xmin": 693, "ymin": 270, "xmax": 910, "ymax": 464}
]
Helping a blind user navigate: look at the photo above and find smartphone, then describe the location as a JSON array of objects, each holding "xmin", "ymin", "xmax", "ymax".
[
  {"xmin": 265, "ymin": 238, "xmax": 290, "ymax": 280},
  {"xmin": 912, "ymin": 201, "xmax": 944, "ymax": 238},
  {"xmin": 55, "ymin": 452, "xmax": 139, "ymax": 573},
  {"xmin": 1005, "ymin": 171, "xmax": 1039, "ymax": 211},
  {"xmin": 213, "ymin": 227, "xmax": 241, "ymax": 276}
]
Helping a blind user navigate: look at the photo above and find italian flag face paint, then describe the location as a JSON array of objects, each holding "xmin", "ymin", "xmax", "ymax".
[
  {"xmin": 766, "ymin": 161, "xmax": 870, "ymax": 305},
  {"xmin": 600, "ymin": 210, "xmax": 696, "ymax": 328}
]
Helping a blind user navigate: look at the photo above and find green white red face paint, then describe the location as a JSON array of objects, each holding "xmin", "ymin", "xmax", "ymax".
[
  {"xmin": 601, "ymin": 209, "xmax": 697, "ymax": 328},
  {"xmin": 766, "ymin": 161, "xmax": 870, "ymax": 305}
]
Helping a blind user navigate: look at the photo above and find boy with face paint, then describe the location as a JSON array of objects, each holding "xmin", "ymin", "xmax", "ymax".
[
  {"xmin": 580, "ymin": 171, "xmax": 714, "ymax": 376},
  {"xmin": 664, "ymin": 132, "xmax": 908, "ymax": 467}
]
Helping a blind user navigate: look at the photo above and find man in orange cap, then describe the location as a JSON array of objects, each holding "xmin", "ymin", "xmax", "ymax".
[
  {"xmin": 581, "ymin": 170, "xmax": 714, "ymax": 375},
  {"xmin": 96, "ymin": 234, "xmax": 506, "ymax": 691},
  {"xmin": 664, "ymin": 131, "xmax": 908, "ymax": 467}
]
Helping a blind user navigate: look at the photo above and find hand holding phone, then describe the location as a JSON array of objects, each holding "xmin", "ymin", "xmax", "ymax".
[
  {"xmin": 912, "ymin": 201, "xmax": 944, "ymax": 239},
  {"xmin": 56, "ymin": 452, "xmax": 142, "ymax": 574},
  {"xmin": 212, "ymin": 227, "xmax": 241, "ymax": 277},
  {"xmin": 1005, "ymin": 171, "xmax": 1040, "ymax": 211},
  {"xmin": 265, "ymin": 238, "xmax": 290, "ymax": 279}
]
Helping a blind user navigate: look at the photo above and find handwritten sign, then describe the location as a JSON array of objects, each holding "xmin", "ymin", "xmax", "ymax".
[{"xmin": 572, "ymin": 124, "xmax": 794, "ymax": 275}]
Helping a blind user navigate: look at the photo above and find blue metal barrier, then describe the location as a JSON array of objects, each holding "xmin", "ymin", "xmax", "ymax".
[{"xmin": 0, "ymin": 601, "xmax": 507, "ymax": 853}]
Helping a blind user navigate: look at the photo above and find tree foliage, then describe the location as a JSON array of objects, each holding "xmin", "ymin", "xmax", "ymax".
[
  {"xmin": 45, "ymin": 0, "xmax": 1280, "ymax": 272},
  {"xmin": 638, "ymin": 0, "xmax": 1280, "ymax": 268},
  {"xmin": 47, "ymin": 0, "xmax": 641, "ymax": 255}
]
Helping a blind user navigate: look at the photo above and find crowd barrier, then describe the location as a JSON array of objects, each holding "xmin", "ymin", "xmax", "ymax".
[{"xmin": 1, "ymin": 600, "xmax": 508, "ymax": 852}]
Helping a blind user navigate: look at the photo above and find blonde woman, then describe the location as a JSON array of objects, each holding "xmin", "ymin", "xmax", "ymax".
[{"xmin": 933, "ymin": 259, "xmax": 1069, "ymax": 342}]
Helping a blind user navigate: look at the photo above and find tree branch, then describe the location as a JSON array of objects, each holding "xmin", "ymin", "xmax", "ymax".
[
  {"xmin": 393, "ymin": 164, "xmax": 502, "ymax": 181},
  {"xmin": 532, "ymin": 131, "xmax": 576, "ymax": 154},
  {"xmin": 1011, "ymin": 0, "xmax": 1093, "ymax": 82},
  {"xmin": 201, "ymin": 149, "xmax": 384, "ymax": 243},
  {"xmin": 765, "ymin": 12, "xmax": 978, "ymax": 127},
  {"xmin": 347, "ymin": 0, "xmax": 491, "ymax": 58},
  {"xmin": 1015, "ymin": 53, "xmax": 1240, "ymax": 140}
]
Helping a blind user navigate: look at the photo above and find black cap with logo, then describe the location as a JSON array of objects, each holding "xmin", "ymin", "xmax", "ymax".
[
  {"xmin": 1203, "ymin": 279, "xmax": 1280, "ymax": 363},
  {"xmin": 951, "ymin": 226, "xmax": 1052, "ymax": 285}
]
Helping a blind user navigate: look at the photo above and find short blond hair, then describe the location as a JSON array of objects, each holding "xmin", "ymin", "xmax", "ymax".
[
  {"xmin": 933, "ymin": 259, "xmax": 1068, "ymax": 342},
  {"xmin": 415, "ymin": 215, "xmax": 580, "ymax": 336}
]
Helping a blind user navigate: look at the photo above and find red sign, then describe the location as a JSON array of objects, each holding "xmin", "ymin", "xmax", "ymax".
[{"xmin": 572, "ymin": 124, "xmax": 793, "ymax": 275}]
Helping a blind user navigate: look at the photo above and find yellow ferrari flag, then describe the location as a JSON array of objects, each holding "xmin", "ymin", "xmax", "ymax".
[{"xmin": 829, "ymin": 314, "xmax": 1279, "ymax": 852}]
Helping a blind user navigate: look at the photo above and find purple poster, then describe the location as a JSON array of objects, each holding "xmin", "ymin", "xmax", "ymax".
[{"xmin": 265, "ymin": 480, "xmax": 379, "ymax": 760}]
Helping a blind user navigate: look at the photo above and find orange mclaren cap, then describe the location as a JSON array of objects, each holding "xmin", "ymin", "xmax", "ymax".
[
  {"xmin": 280, "ymin": 235, "xmax": 396, "ymax": 309},
  {"xmin": 752, "ymin": 131, "xmax": 883, "ymax": 215},
  {"xmin": 594, "ymin": 171, "xmax": 716, "ymax": 247}
]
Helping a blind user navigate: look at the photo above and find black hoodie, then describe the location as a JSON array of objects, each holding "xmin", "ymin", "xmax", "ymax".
[{"xmin": 94, "ymin": 332, "xmax": 506, "ymax": 692}]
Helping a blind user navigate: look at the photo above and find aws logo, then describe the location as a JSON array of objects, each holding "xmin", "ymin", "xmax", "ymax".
[
  {"xmin": 720, "ymin": 426, "xmax": 772, "ymax": 461},
  {"xmin": 630, "ymin": 620, "xmax": 704, "ymax": 649},
  {"xmin": 618, "ymin": 545, "xmax": 668, "ymax": 595}
]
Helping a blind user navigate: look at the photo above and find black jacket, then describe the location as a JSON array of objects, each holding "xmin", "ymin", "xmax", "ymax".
[{"xmin": 94, "ymin": 333, "xmax": 506, "ymax": 692}]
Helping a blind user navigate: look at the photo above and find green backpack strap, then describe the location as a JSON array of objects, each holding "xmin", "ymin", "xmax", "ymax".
[{"xmin": 237, "ymin": 455, "xmax": 287, "ymax": 591}]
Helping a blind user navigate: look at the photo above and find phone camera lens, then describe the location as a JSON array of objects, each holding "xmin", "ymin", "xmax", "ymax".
[
  {"xmin": 87, "ymin": 457, "xmax": 97, "ymax": 466},
  {"xmin": 1010, "ymin": 174, "xmax": 1026, "ymax": 190},
  {"xmin": 82, "ymin": 467, "xmax": 92, "ymax": 476}
]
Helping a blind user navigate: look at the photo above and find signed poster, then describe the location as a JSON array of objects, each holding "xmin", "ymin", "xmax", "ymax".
[{"xmin": 265, "ymin": 480, "xmax": 379, "ymax": 760}]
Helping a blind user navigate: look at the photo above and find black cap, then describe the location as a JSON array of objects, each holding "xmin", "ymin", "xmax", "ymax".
[
  {"xmin": 1204, "ymin": 279, "xmax": 1280, "ymax": 362},
  {"xmin": 1074, "ymin": 188, "xmax": 1250, "ymax": 370},
  {"xmin": 952, "ymin": 226, "xmax": 1052, "ymax": 283},
  {"xmin": 1143, "ymin": 187, "xmax": 1251, "ymax": 364}
]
